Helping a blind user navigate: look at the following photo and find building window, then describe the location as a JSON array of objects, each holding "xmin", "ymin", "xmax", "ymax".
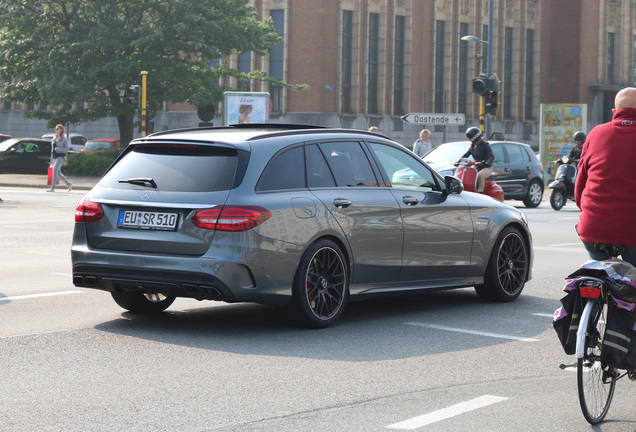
[
  {"xmin": 525, "ymin": 29, "xmax": 535, "ymax": 120},
  {"xmin": 342, "ymin": 10, "xmax": 353, "ymax": 113},
  {"xmin": 434, "ymin": 21, "xmax": 445, "ymax": 113},
  {"xmin": 3, "ymin": 101, "xmax": 11, "ymax": 110},
  {"xmin": 237, "ymin": 52, "xmax": 251, "ymax": 91},
  {"xmin": 504, "ymin": 27, "xmax": 513, "ymax": 119},
  {"xmin": 393, "ymin": 15, "xmax": 405, "ymax": 116},
  {"xmin": 368, "ymin": 13, "xmax": 379, "ymax": 114},
  {"xmin": 269, "ymin": 9, "xmax": 284, "ymax": 114},
  {"xmin": 608, "ymin": 33, "xmax": 615, "ymax": 85},
  {"xmin": 458, "ymin": 23, "xmax": 469, "ymax": 115}
]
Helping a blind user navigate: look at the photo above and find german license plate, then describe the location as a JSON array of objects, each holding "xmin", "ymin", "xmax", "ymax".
[{"xmin": 117, "ymin": 210, "xmax": 178, "ymax": 231}]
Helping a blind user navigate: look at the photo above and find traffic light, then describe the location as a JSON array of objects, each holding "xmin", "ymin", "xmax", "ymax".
[
  {"xmin": 472, "ymin": 77, "xmax": 488, "ymax": 96},
  {"xmin": 472, "ymin": 77, "xmax": 494, "ymax": 96},
  {"xmin": 128, "ymin": 85, "xmax": 139, "ymax": 107},
  {"xmin": 484, "ymin": 90, "xmax": 499, "ymax": 116},
  {"xmin": 472, "ymin": 76, "xmax": 497, "ymax": 96}
]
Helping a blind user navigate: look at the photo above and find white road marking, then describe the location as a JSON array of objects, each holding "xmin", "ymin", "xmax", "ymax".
[
  {"xmin": 0, "ymin": 290, "xmax": 83, "ymax": 302},
  {"xmin": 534, "ymin": 246, "xmax": 586, "ymax": 253},
  {"xmin": 404, "ymin": 322, "xmax": 539, "ymax": 342},
  {"xmin": 386, "ymin": 395, "xmax": 508, "ymax": 430}
]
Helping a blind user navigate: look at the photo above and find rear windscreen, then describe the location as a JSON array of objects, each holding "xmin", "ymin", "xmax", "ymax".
[{"xmin": 100, "ymin": 144, "xmax": 239, "ymax": 192}]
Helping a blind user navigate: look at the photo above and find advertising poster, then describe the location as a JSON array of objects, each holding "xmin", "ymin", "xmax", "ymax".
[
  {"xmin": 223, "ymin": 92, "xmax": 270, "ymax": 125},
  {"xmin": 539, "ymin": 103, "xmax": 587, "ymax": 183}
]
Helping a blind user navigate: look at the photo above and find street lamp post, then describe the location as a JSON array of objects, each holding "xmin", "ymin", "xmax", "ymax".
[{"xmin": 461, "ymin": 0, "xmax": 494, "ymax": 139}]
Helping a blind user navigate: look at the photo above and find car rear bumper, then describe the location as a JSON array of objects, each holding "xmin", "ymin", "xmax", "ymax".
[{"xmin": 71, "ymin": 246, "xmax": 292, "ymax": 307}]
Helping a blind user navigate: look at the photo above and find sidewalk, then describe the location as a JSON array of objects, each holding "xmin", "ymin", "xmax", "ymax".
[{"xmin": 0, "ymin": 174, "xmax": 99, "ymax": 191}]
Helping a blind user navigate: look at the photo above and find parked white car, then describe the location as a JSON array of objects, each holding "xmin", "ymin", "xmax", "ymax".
[{"xmin": 41, "ymin": 133, "xmax": 88, "ymax": 152}]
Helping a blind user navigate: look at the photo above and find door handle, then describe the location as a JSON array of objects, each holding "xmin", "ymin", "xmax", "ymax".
[
  {"xmin": 402, "ymin": 196, "xmax": 420, "ymax": 206},
  {"xmin": 333, "ymin": 198, "xmax": 352, "ymax": 208}
]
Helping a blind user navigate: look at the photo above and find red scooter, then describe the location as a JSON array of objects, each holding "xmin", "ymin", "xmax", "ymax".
[{"xmin": 454, "ymin": 158, "xmax": 504, "ymax": 202}]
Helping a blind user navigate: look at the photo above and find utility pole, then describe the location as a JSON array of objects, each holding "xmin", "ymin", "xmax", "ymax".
[
  {"xmin": 140, "ymin": 71, "xmax": 148, "ymax": 137},
  {"xmin": 486, "ymin": 0, "xmax": 494, "ymax": 139},
  {"xmin": 462, "ymin": 0, "xmax": 496, "ymax": 138}
]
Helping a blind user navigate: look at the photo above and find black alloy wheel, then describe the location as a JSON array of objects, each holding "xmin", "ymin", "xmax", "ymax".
[
  {"xmin": 289, "ymin": 239, "xmax": 348, "ymax": 329},
  {"xmin": 475, "ymin": 227, "xmax": 529, "ymax": 302}
]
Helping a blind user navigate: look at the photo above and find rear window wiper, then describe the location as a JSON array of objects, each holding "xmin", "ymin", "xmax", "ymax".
[{"xmin": 118, "ymin": 178, "xmax": 157, "ymax": 189}]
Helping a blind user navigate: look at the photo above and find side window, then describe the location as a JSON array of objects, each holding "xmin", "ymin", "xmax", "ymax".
[
  {"xmin": 318, "ymin": 141, "xmax": 378, "ymax": 187},
  {"xmin": 25, "ymin": 142, "xmax": 40, "ymax": 152},
  {"xmin": 368, "ymin": 143, "xmax": 439, "ymax": 191},
  {"xmin": 505, "ymin": 144, "xmax": 530, "ymax": 163},
  {"xmin": 257, "ymin": 146, "xmax": 306, "ymax": 191},
  {"xmin": 306, "ymin": 144, "xmax": 336, "ymax": 188},
  {"xmin": 492, "ymin": 144, "xmax": 506, "ymax": 164}
]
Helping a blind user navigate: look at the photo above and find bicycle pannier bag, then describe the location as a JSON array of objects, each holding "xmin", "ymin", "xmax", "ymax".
[
  {"xmin": 601, "ymin": 295, "xmax": 636, "ymax": 370},
  {"xmin": 553, "ymin": 287, "xmax": 583, "ymax": 355}
]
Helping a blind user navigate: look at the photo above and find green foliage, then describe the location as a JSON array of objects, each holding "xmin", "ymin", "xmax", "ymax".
[
  {"xmin": 64, "ymin": 149, "xmax": 124, "ymax": 177},
  {"xmin": 0, "ymin": 0, "xmax": 301, "ymax": 145}
]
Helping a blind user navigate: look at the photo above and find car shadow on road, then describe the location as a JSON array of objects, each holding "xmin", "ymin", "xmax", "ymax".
[{"xmin": 94, "ymin": 288, "xmax": 560, "ymax": 362}]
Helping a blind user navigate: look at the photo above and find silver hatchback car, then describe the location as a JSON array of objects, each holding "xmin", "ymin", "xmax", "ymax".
[{"xmin": 72, "ymin": 124, "xmax": 533, "ymax": 328}]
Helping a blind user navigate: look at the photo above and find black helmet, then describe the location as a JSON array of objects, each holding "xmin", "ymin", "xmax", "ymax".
[
  {"xmin": 466, "ymin": 127, "xmax": 483, "ymax": 143},
  {"xmin": 573, "ymin": 131, "xmax": 586, "ymax": 143}
]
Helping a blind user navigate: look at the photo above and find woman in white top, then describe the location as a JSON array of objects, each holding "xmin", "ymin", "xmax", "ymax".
[{"xmin": 47, "ymin": 124, "xmax": 72, "ymax": 192}]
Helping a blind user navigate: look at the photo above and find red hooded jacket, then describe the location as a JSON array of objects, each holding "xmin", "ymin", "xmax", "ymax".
[{"xmin": 575, "ymin": 108, "xmax": 636, "ymax": 246}]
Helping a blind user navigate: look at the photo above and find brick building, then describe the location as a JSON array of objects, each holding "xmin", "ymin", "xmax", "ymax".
[{"xmin": 1, "ymin": 0, "xmax": 634, "ymax": 147}]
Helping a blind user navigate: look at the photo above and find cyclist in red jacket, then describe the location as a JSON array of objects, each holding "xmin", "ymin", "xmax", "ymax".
[{"xmin": 575, "ymin": 87, "xmax": 636, "ymax": 266}]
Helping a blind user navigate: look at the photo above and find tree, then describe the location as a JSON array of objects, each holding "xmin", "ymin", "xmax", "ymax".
[{"xmin": 0, "ymin": 0, "xmax": 288, "ymax": 145}]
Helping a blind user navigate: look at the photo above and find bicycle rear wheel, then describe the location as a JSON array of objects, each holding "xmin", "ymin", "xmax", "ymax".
[{"xmin": 577, "ymin": 300, "xmax": 616, "ymax": 424}]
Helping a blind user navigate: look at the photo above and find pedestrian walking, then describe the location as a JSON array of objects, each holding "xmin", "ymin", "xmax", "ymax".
[{"xmin": 47, "ymin": 124, "xmax": 72, "ymax": 192}]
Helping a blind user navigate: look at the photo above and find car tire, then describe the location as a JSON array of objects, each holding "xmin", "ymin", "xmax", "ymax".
[
  {"xmin": 522, "ymin": 179, "xmax": 543, "ymax": 208},
  {"xmin": 111, "ymin": 291, "xmax": 176, "ymax": 313},
  {"xmin": 550, "ymin": 189, "xmax": 565, "ymax": 211},
  {"xmin": 475, "ymin": 227, "xmax": 529, "ymax": 302},
  {"xmin": 288, "ymin": 239, "xmax": 349, "ymax": 329}
]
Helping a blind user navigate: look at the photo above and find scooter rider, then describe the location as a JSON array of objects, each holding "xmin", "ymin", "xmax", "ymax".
[
  {"xmin": 457, "ymin": 127, "xmax": 494, "ymax": 193},
  {"xmin": 567, "ymin": 131, "xmax": 586, "ymax": 161}
]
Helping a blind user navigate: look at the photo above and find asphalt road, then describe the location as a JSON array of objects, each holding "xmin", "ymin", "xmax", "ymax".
[{"xmin": 1, "ymin": 187, "xmax": 634, "ymax": 432}]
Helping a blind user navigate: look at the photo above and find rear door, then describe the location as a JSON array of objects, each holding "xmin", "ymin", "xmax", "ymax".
[
  {"xmin": 307, "ymin": 140, "xmax": 403, "ymax": 284},
  {"xmin": 500, "ymin": 143, "xmax": 534, "ymax": 195}
]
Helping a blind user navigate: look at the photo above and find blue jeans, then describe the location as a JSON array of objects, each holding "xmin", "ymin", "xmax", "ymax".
[
  {"xmin": 583, "ymin": 242, "xmax": 636, "ymax": 268},
  {"xmin": 50, "ymin": 156, "xmax": 70, "ymax": 189}
]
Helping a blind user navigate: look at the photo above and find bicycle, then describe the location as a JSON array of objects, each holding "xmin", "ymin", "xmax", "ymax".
[{"xmin": 571, "ymin": 275, "xmax": 636, "ymax": 424}]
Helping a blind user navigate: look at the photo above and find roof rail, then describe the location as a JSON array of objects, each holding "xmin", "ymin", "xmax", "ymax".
[{"xmin": 147, "ymin": 123, "xmax": 326, "ymax": 137}]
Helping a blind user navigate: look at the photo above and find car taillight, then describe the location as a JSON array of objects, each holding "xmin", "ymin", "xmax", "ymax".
[
  {"xmin": 191, "ymin": 206, "xmax": 271, "ymax": 231},
  {"xmin": 75, "ymin": 197, "xmax": 104, "ymax": 222}
]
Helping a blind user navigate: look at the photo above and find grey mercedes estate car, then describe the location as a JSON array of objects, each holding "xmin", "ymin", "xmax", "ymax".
[{"xmin": 71, "ymin": 124, "xmax": 533, "ymax": 328}]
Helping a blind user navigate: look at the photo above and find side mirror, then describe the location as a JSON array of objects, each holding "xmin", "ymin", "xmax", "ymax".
[{"xmin": 444, "ymin": 175, "xmax": 464, "ymax": 195}]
